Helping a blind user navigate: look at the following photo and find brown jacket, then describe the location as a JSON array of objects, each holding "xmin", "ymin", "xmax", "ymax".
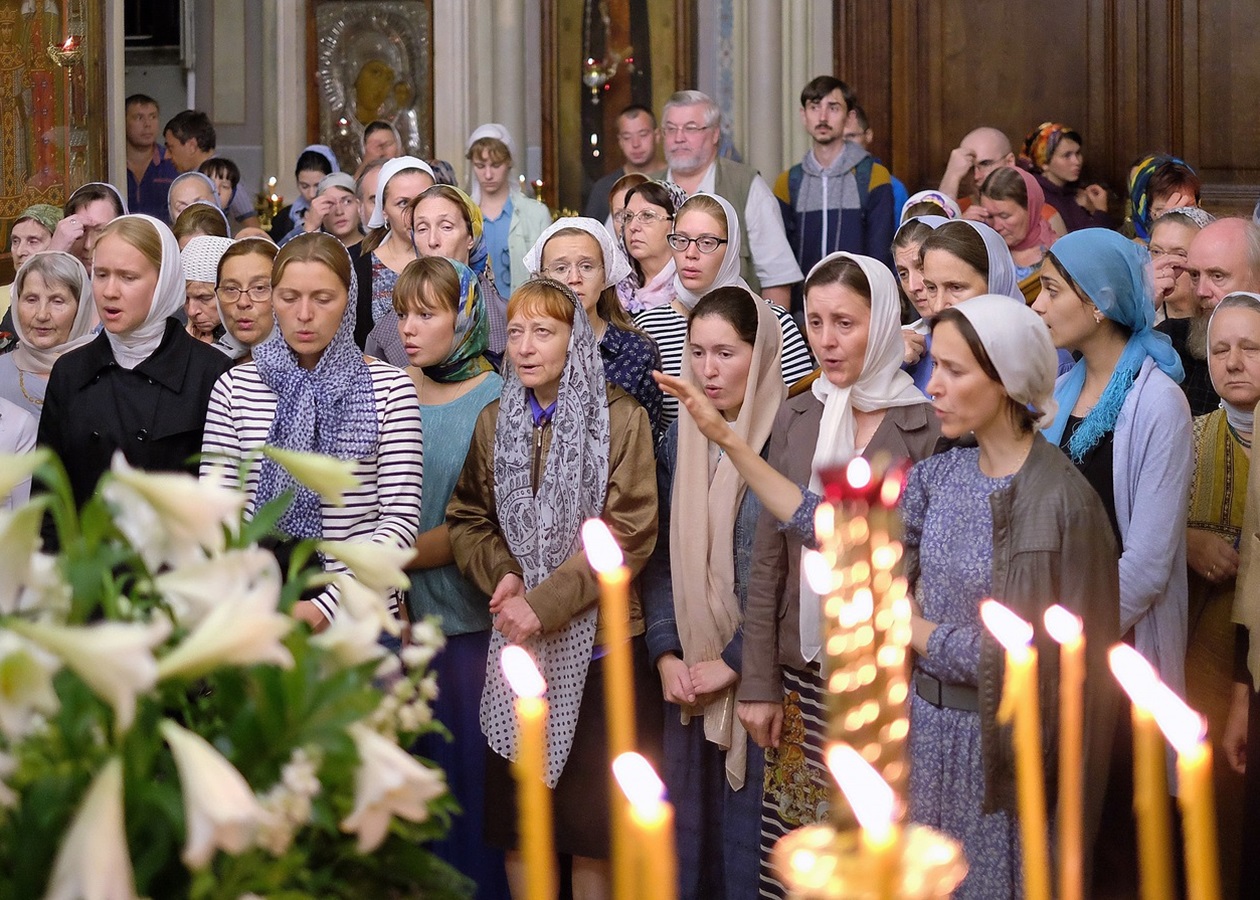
[
  {"xmin": 446, "ymin": 384, "xmax": 658, "ymax": 644},
  {"xmin": 738, "ymin": 394, "xmax": 942, "ymax": 700}
]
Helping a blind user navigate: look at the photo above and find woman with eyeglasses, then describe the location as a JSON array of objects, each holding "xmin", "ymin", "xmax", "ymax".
[
  {"xmin": 523, "ymin": 218, "xmax": 664, "ymax": 440},
  {"xmin": 212, "ymin": 238, "xmax": 278, "ymax": 363},
  {"xmin": 615, "ymin": 180, "xmax": 687, "ymax": 315},
  {"xmin": 634, "ymin": 193, "xmax": 814, "ymax": 429}
]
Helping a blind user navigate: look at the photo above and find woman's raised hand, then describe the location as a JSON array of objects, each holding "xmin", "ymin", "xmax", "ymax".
[{"xmin": 654, "ymin": 370, "xmax": 731, "ymax": 445}]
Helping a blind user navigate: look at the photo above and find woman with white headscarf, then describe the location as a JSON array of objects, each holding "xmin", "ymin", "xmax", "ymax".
[
  {"xmin": 634, "ymin": 192, "xmax": 814, "ymax": 429},
  {"xmin": 734, "ymin": 252, "xmax": 939, "ymax": 894},
  {"xmin": 38, "ymin": 215, "xmax": 233, "ymax": 506},
  {"xmin": 350, "ymin": 156, "xmax": 436, "ymax": 347},
  {"xmin": 180, "ymin": 234, "xmax": 235, "ymax": 346},
  {"xmin": 903, "ymin": 295, "xmax": 1119, "ymax": 899},
  {"xmin": 166, "ymin": 171, "xmax": 219, "ymax": 223},
  {"xmin": 523, "ymin": 216, "xmax": 664, "ymax": 439},
  {"xmin": 0, "ymin": 251, "xmax": 98, "ymax": 417}
]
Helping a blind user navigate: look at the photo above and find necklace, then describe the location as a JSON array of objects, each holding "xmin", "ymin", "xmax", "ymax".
[{"xmin": 18, "ymin": 369, "xmax": 43, "ymax": 407}]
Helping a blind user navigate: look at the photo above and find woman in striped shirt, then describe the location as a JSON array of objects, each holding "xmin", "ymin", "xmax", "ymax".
[
  {"xmin": 633, "ymin": 193, "xmax": 814, "ymax": 429},
  {"xmin": 200, "ymin": 232, "xmax": 423, "ymax": 631}
]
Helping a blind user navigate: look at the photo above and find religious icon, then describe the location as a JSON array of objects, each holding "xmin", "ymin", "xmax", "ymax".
[{"xmin": 311, "ymin": 1, "xmax": 433, "ymax": 173}]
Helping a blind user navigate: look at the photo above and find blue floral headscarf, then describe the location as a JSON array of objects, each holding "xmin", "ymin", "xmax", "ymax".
[{"xmin": 1042, "ymin": 229, "xmax": 1184, "ymax": 461}]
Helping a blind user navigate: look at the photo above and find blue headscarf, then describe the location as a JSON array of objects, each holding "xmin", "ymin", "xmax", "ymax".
[
  {"xmin": 252, "ymin": 234, "xmax": 378, "ymax": 538},
  {"xmin": 1042, "ymin": 229, "xmax": 1184, "ymax": 461},
  {"xmin": 1128, "ymin": 155, "xmax": 1195, "ymax": 241}
]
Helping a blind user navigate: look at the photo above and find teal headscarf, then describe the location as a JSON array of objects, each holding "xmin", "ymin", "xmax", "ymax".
[
  {"xmin": 424, "ymin": 258, "xmax": 493, "ymax": 383},
  {"xmin": 1042, "ymin": 229, "xmax": 1184, "ymax": 461}
]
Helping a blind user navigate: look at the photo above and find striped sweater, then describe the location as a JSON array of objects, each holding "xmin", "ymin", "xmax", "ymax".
[{"xmin": 200, "ymin": 360, "xmax": 424, "ymax": 621}]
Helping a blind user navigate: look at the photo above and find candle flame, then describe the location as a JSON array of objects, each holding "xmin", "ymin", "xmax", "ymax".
[
  {"xmin": 846, "ymin": 457, "xmax": 872, "ymax": 489},
  {"xmin": 825, "ymin": 744, "xmax": 894, "ymax": 839},
  {"xmin": 1043, "ymin": 605, "xmax": 1082, "ymax": 645},
  {"xmin": 980, "ymin": 600, "xmax": 1034, "ymax": 651},
  {"xmin": 1108, "ymin": 644, "xmax": 1162, "ymax": 709},
  {"xmin": 612, "ymin": 751, "xmax": 665, "ymax": 810},
  {"xmin": 582, "ymin": 518, "xmax": 624, "ymax": 572},
  {"xmin": 1151, "ymin": 693, "xmax": 1207, "ymax": 755},
  {"xmin": 802, "ymin": 550, "xmax": 832, "ymax": 595},
  {"xmin": 501, "ymin": 645, "xmax": 546, "ymax": 699},
  {"xmin": 1109, "ymin": 644, "xmax": 1206, "ymax": 752}
]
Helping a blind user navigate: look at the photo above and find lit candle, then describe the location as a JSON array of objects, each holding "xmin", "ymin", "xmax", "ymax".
[
  {"xmin": 980, "ymin": 600, "xmax": 1051, "ymax": 900},
  {"xmin": 1108, "ymin": 645, "xmax": 1175, "ymax": 900},
  {"xmin": 613, "ymin": 752, "xmax": 677, "ymax": 900},
  {"xmin": 1146, "ymin": 669, "xmax": 1221, "ymax": 900},
  {"xmin": 502, "ymin": 646, "xmax": 555, "ymax": 900},
  {"xmin": 1044, "ymin": 605, "xmax": 1083, "ymax": 900},
  {"xmin": 582, "ymin": 518, "xmax": 636, "ymax": 900},
  {"xmin": 826, "ymin": 744, "xmax": 899, "ymax": 900}
]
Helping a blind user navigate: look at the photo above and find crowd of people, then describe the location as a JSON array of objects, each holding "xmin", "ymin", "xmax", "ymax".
[{"xmin": 4, "ymin": 76, "xmax": 1260, "ymax": 900}]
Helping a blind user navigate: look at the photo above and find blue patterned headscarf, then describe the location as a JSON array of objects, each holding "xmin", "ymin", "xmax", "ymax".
[
  {"xmin": 252, "ymin": 234, "xmax": 379, "ymax": 538},
  {"xmin": 1128, "ymin": 155, "xmax": 1196, "ymax": 241},
  {"xmin": 424, "ymin": 258, "xmax": 493, "ymax": 383},
  {"xmin": 1042, "ymin": 229, "xmax": 1184, "ymax": 461}
]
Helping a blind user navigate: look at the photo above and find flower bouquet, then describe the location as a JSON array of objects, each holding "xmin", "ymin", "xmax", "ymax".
[{"xmin": 0, "ymin": 449, "xmax": 472, "ymax": 899}]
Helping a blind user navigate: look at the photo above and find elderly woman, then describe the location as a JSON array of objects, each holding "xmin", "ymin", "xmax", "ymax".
[
  {"xmin": 447, "ymin": 277, "xmax": 657, "ymax": 899},
  {"xmin": 391, "ymin": 255, "xmax": 507, "ymax": 897},
  {"xmin": 735, "ymin": 253, "xmax": 941, "ymax": 893},
  {"xmin": 1150, "ymin": 207, "xmax": 1219, "ymax": 415},
  {"xmin": 166, "ymin": 171, "xmax": 219, "ymax": 223},
  {"xmin": 1032, "ymin": 227, "xmax": 1191, "ymax": 895},
  {"xmin": 212, "ymin": 238, "xmax": 277, "ymax": 363},
  {"xmin": 0, "ymin": 251, "xmax": 98, "ymax": 417},
  {"xmin": 1021, "ymin": 122, "xmax": 1115, "ymax": 232},
  {"xmin": 523, "ymin": 217, "xmax": 664, "ymax": 439},
  {"xmin": 976, "ymin": 166, "xmax": 1060, "ymax": 303},
  {"xmin": 616, "ymin": 180, "xmax": 687, "ymax": 315},
  {"xmin": 1183, "ymin": 292, "xmax": 1260, "ymax": 892},
  {"xmin": 642, "ymin": 285, "xmax": 786, "ymax": 900},
  {"xmin": 635, "ymin": 193, "xmax": 814, "ymax": 429},
  {"xmin": 201, "ymin": 232, "xmax": 423, "ymax": 632},
  {"xmin": 1, "ymin": 204, "xmax": 64, "ymax": 349},
  {"xmin": 906, "ymin": 296, "xmax": 1119, "ymax": 898},
  {"xmin": 38, "ymin": 215, "xmax": 232, "ymax": 506},
  {"xmin": 351, "ymin": 156, "xmax": 436, "ymax": 346},
  {"xmin": 180, "ymin": 235, "xmax": 235, "ymax": 345},
  {"xmin": 366, "ymin": 183, "xmax": 507, "ymax": 366}
]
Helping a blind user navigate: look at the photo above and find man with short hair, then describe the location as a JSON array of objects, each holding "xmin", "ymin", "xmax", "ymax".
[
  {"xmin": 663, "ymin": 90, "xmax": 801, "ymax": 305},
  {"xmin": 163, "ymin": 110, "xmax": 260, "ymax": 231},
  {"xmin": 125, "ymin": 94, "xmax": 178, "ymax": 224},
  {"xmin": 1185, "ymin": 217, "xmax": 1260, "ymax": 310},
  {"xmin": 584, "ymin": 104, "xmax": 662, "ymax": 223},
  {"xmin": 774, "ymin": 77, "xmax": 896, "ymax": 286},
  {"xmin": 939, "ymin": 126, "xmax": 1016, "ymax": 201}
]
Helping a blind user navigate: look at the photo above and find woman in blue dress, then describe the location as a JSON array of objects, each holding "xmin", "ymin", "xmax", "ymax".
[{"xmin": 904, "ymin": 295, "xmax": 1120, "ymax": 897}]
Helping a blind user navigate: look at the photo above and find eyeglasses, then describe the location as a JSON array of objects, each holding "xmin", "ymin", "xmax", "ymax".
[
  {"xmin": 662, "ymin": 123, "xmax": 713, "ymax": 139},
  {"xmin": 667, "ymin": 233, "xmax": 727, "ymax": 254},
  {"xmin": 615, "ymin": 210, "xmax": 671, "ymax": 227},
  {"xmin": 540, "ymin": 261, "xmax": 603, "ymax": 280},
  {"xmin": 216, "ymin": 284, "xmax": 273, "ymax": 304}
]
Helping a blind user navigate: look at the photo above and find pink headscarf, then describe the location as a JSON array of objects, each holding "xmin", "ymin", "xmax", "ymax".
[{"xmin": 1006, "ymin": 167, "xmax": 1057, "ymax": 252}]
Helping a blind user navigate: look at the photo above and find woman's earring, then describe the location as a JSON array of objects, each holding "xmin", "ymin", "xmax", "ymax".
[{"xmin": 1092, "ymin": 308, "xmax": 1104, "ymax": 324}]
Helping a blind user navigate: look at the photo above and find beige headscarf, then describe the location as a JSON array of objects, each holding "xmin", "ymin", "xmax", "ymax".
[{"xmin": 670, "ymin": 291, "xmax": 785, "ymax": 789}]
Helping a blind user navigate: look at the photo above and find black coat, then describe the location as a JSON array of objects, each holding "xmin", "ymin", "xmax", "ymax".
[{"xmin": 38, "ymin": 319, "xmax": 233, "ymax": 506}]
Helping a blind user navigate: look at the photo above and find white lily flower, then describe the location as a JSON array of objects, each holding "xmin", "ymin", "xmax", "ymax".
[
  {"xmin": 310, "ymin": 611, "xmax": 386, "ymax": 669},
  {"xmin": 159, "ymin": 720, "xmax": 267, "ymax": 869},
  {"xmin": 261, "ymin": 447, "xmax": 361, "ymax": 507},
  {"xmin": 45, "ymin": 757, "xmax": 138, "ymax": 900},
  {"xmin": 316, "ymin": 540, "xmax": 411, "ymax": 595},
  {"xmin": 340, "ymin": 722, "xmax": 447, "ymax": 853},
  {"xmin": 15, "ymin": 552, "xmax": 71, "ymax": 617},
  {"xmin": 154, "ymin": 548, "xmax": 281, "ymax": 629},
  {"xmin": 0, "ymin": 629, "xmax": 61, "ymax": 740},
  {"xmin": 9, "ymin": 618, "xmax": 170, "ymax": 733},
  {"xmin": 0, "ymin": 502, "xmax": 45, "ymax": 614},
  {"xmin": 335, "ymin": 574, "xmax": 402, "ymax": 638},
  {"xmin": 0, "ymin": 448, "xmax": 49, "ymax": 504},
  {"xmin": 157, "ymin": 588, "xmax": 293, "ymax": 682},
  {"xmin": 102, "ymin": 452, "xmax": 244, "ymax": 569}
]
